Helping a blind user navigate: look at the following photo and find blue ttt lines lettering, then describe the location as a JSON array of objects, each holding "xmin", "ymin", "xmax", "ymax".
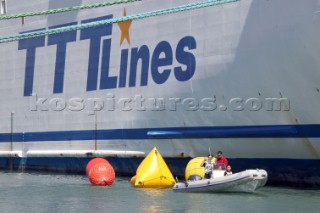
[{"xmin": 18, "ymin": 14, "xmax": 197, "ymax": 96}]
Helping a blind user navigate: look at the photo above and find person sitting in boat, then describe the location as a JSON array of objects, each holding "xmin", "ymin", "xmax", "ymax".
[
  {"xmin": 216, "ymin": 151, "xmax": 228, "ymax": 169},
  {"xmin": 224, "ymin": 165, "xmax": 233, "ymax": 176},
  {"xmin": 201, "ymin": 155, "xmax": 215, "ymax": 179}
]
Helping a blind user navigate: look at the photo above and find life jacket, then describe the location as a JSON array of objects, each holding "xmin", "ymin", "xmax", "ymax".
[{"xmin": 224, "ymin": 171, "xmax": 232, "ymax": 176}]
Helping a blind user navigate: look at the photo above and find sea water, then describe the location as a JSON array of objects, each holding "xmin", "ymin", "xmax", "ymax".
[{"xmin": 0, "ymin": 172, "xmax": 319, "ymax": 213}]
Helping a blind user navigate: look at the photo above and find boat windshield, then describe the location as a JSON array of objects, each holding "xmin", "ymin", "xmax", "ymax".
[{"xmin": 213, "ymin": 163, "xmax": 226, "ymax": 170}]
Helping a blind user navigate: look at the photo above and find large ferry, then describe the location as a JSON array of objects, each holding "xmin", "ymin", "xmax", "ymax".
[{"xmin": 0, "ymin": 0, "xmax": 319, "ymax": 187}]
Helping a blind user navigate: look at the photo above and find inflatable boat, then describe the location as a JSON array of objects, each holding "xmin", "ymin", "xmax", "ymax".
[
  {"xmin": 173, "ymin": 169, "xmax": 268, "ymax": 193},
  {"xmin": 173, "ymin": 157, "xmax": 267, "ymax": 193}
]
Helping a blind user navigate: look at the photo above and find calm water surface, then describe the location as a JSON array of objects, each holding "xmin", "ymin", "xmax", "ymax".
[{"xmin": 0, "ymin": 172, "xmax": 319, "ymax": 213}]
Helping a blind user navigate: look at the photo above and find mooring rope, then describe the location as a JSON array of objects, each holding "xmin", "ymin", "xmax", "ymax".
[
  {"xmin": 0, "ymin": 0, "xmax": 239, "ymax": 44},
  {"xmin": 0, "ymin": 0, "xmax": 141, "ymax": 20}
]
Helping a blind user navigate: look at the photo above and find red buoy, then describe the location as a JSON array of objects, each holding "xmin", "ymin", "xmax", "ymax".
[{"xmin": 86, "ymin": 158, "xmax": 115, "ymax": 185}]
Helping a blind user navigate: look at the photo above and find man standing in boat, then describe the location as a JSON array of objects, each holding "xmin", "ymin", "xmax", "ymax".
[
  {"xmin": 201, "ymin": 155, "xmax": 215, "ymax": 179},
  {"xmin": 216, "ymin": 151, "xmax": 228, "ymax": 169}
]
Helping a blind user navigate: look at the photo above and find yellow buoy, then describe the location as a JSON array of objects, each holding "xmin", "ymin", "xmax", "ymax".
[
  {"xmin": 132, "ymin": 147, "xmax": 176, "ymax": 188},
  {"xmin": 130, "ymin": 175, "xmax": 136, "ymax": 186},
  {"xmin": 185, "ymin": 157, "xmax": 216, "ymax": 181}
]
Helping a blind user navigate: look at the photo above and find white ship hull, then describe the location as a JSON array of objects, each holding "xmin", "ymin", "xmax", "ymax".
[{"xmin": 0, "ymin": 0, "xmax": 320, "ymax": 187}]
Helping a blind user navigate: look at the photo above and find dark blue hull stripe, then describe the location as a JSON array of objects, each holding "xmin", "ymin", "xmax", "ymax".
[{"xmin": 1, "ymin": 124, "xmax": 320, "ymax": 142}]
